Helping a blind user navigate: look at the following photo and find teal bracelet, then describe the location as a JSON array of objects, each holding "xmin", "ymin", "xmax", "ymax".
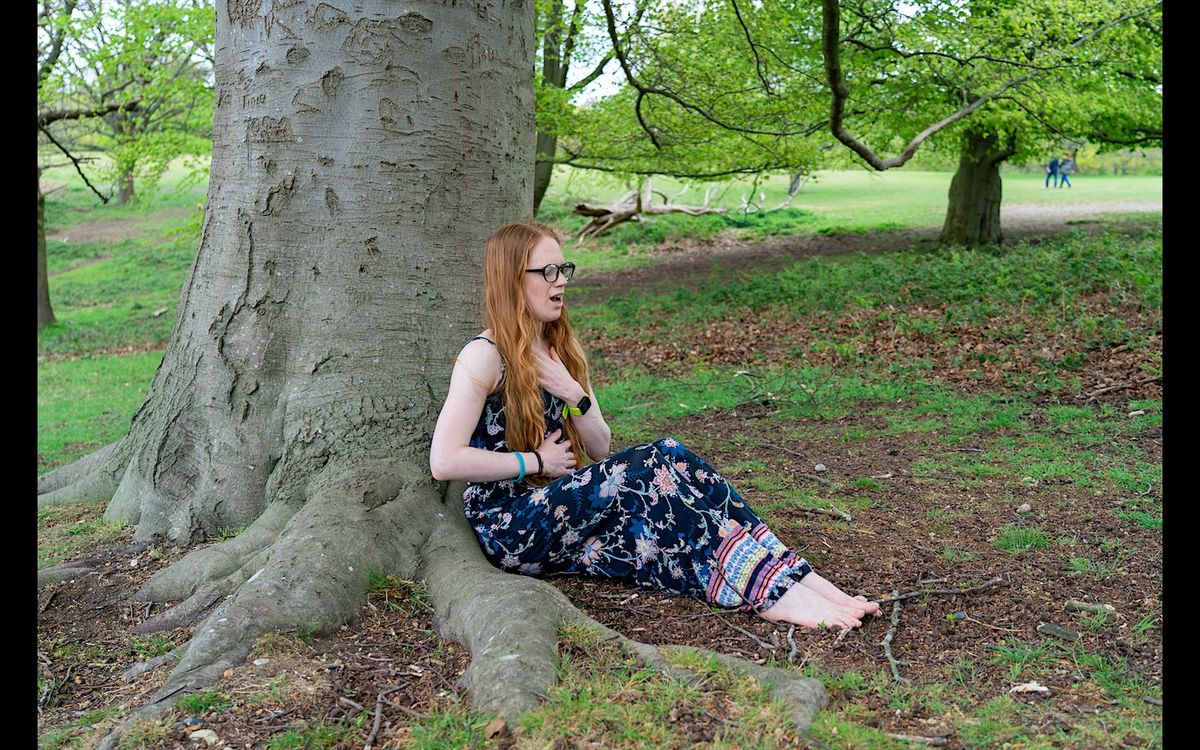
[{"xmin": 515, "ymin": 451, "xmax": 526, "ymax": 482}]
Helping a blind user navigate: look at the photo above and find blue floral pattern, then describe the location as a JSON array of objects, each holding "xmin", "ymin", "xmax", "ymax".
[{"xmin": 461, "ymin": 338, "xmax": 812, "ymax": 613}]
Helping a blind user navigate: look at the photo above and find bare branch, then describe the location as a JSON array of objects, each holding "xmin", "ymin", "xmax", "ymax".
[
  {"xmin": 37, "ymin": 123, "xmax": 112, "ymax": 203},
  {"xmin": 728, "ymin": 0, "xmax": 773, "ymax": 95},
  {"xmin": 38, "ymin": 98, "xmax": 140, "ymax": 127}
]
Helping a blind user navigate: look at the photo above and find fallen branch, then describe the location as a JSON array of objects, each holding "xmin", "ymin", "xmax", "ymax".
[
  {"xmin": 364, "ymin": 686, "xmax": 404, "ymax": 750},
  {"xmin": 880, "ymin": 589, "xmax": 906, "ymax": 682},
  {"xmin": 797, "ymin": 506, "xmax": 853, "ymax": 522},
  {"xmin": 1082, "ymin": 375, "xmax": 1161, "ymax": 402},
  {"xmin": 720, "ymin": 617, "xmax": 778, "ymax": 653},
  {"xmin": 786, "ymin": 624, "xmax": 797, "ymax": 664},
  {"xmin": 886, "ymin": 733, "xmax": 947, "ymax": 746},
  {"xmin": 1065, "ymin": 600, "xmax": 1117, "ymax": 616},
  {"xmin": 876, "ymin": 577, "xmax": 1005, "ymax": 605}
]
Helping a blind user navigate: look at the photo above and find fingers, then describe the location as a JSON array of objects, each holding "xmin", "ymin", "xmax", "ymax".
[{"xmin": 549, "ymin": 346, "xmax": 561, "ymax": 362}]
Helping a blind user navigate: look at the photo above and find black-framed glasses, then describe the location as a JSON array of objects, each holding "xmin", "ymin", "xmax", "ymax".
[{"xmin": 525, "ymin": 262, "xmax": 576, "ymax": 283}]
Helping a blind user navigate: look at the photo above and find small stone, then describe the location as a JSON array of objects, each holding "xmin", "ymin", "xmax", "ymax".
[
  {"xmin": 130, "ymin": 558, "xmax": 139, "ymax": 568},
  {"xmin": 484, "ymin": 718, "xmax": 507, "ymax": 739},
  {"xmin": 814, "ymin": 464, "xmax": 828, "ymax": 472},
  {"xmin": 1016, "ymin": 503, "xmax": 1032, "ymax": 514},
  {"xmin": 188, "ymin": 729, "xmax": 220, "ymax": 746},
  {"xmin": 252, "ymin": 658, "xmax": 270, "ymax": 666},
  {"xmin": 183, "ymin": 716, "xmax": 203, "ymax": 726}
]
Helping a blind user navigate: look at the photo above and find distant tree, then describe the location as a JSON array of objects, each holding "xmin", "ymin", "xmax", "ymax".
[
  {"xmin": 37, "ymin": 0, "xmax": 214, "ymax": 328},
  {"xmin": 587, "ymin": 0, "xmax": 1161, "ymax": 246}
]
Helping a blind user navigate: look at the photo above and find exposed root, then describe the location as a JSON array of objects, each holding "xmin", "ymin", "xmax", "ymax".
[
  {"xmin": 122, "ymin": 649, "xmax": 180, "ymax": 681},
  {"xmin": 38, "ymin": 567, "xmax": 97, "ymax": 589},
  {"xmin": 572, "ymin": 614, "xmax": 827, "ymax": 734},
  {"xmin": 132, "ymin": 547, "xmax": 270, "ymax": 634},
  {"xmin": 37, "ymin": 442, "xmax": 131, "ymax": 509},
  {"xmin": 421, "ymin": 498, "xmax": 580, "ymax": 721},
  {"xmin": 97, "ymin": 464, "xmax": 827, "ymax": 748},
  {"xmin": 421, "ymin": 486, "xmax": 826, "ymax": 731},
  {"xmin": 96, "ymin": 460, "xmax": 437, "ymax": 749},
  {"xmin": 135, "ymin": 502, "xmax": 299, "ymax": 602},
  {"xmin": 37, "ymin": 438, "xmax": 126, "ymax": 496}
]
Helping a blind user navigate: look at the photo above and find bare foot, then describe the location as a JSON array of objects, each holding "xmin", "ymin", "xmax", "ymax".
[
  {"xmin": 799, "ymin": 572, "xmax": 880, "ymax": 616},
  {"xmin": 760, "ymin": 582, "xmax": 863, "ymax": 629}
]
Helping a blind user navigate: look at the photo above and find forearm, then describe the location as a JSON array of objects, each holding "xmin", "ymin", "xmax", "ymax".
[
  {"xmin": 430, "ymin": 445, "xmax": 537, "ymax": 483},
  {"xmin": 571, "ymin": 409, "xmax": 611, "ymax": 459}
]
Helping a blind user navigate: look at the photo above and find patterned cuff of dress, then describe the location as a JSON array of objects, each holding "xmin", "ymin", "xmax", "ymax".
[{"xmin": 752, "ymin": 558, "xmax": 815, "ymax": 614}]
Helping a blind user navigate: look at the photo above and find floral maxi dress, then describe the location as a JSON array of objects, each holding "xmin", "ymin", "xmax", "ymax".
[{"xmin": 461, "ymin": 337, "xmax": 814, "ymax": 614}]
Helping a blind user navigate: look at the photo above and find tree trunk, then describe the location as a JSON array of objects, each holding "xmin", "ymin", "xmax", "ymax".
[
  {"xmin": 533, "ymin": 130, "xmax": 557, "ymax": 215},
  {"xmin": 38, "ymin": 178, "xmax": 57, "ymax": 328},
  {"xmin": 117, "ymin": 170, "xmax": 135, "ymax": 204},
  {"xmin": 39, "ymin": 2, "xmax": 825, "ymax": 744},
  {"xmin": 939, "ymin": 129, "xmax": 1017, "ymax": 247}
]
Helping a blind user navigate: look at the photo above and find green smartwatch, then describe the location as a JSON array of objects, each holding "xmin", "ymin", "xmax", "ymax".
[{"xmin": 562, "ymin": 394, "xmax": 592, "ymax": 418}]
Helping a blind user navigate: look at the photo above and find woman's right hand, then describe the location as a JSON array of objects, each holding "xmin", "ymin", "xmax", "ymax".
[{"xmin": 537, "ymin": 428, "xmax": 576, "ymax": 478}]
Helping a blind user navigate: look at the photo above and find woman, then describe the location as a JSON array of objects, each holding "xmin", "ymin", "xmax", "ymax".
[{"xmin": 429, "ymin": 222, "xmax": 878, "ymax": 629}]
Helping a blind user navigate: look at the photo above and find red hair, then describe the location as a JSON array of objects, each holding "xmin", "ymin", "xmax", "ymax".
[{"xmin": 483, "ymin": 222, "xmax": 591, "ymax": 486}]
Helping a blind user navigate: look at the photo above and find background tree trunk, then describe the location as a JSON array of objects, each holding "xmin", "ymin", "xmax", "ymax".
[
  {"xmin": 38, "ymin": 179, "xmax": 58, "ymax": 328},
  {"xmin": 939, "ymin": 129, "xmax": 1017, "ymax": 247},
  {"xmin": 117, "ymin": 170, "xmax": 135, "ymax": 204},
  {"xmin": 533, "ymin": 130, "xmax": 557, "ymax": 214}
]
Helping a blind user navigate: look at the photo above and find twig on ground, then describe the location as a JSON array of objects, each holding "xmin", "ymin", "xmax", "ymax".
[
  {"xmin": 364, "ymin": 686, "xmax": 405, "ymax": 750},
  {"xmin": 786, "ymin": 624, "xmax": 797, "ymax": 664},
  {"xmin": 880, "ymin": 590, "xmax": 906, "ymax": 682},
  {"xmin": 761, "ymin": 442, "xmax": 807, "ymax": 460},
  {"xmin": 885, "ymin": 733, "xmax": 947, "ymax": 746},
  {"xmin": 720, "ymin": 618, "xmax": 777, "ymax": 652},
  {"xmin": 797, "ymin": 506, "xmax": 853, "ymax": 522},
  {"xmin": 1082, "ymin": 375, "xmax": 1161, "ymax": 402},
  {"xmin": 1065, "ymin": 600, "xmax": 1117, "ymax": 615},
  {"xmin": 964, "ymin": 616, "xmax": 1020, "ymax": 633},
  {"xmin": 1143, "ymin": 696, "xmax": 1162, "ymax": 707},
  {"xmin": 833, "ymin": 627, "xmax": 852, "ymax": 646},
  {"xmin": 338, "ymin": 697, "xmax": 364, "ymax": 712},
  {"xmin": 877, "ymin": 577, "xmax": 1005, "ymax": 605},
  {"xmin": 799, "ymin": 472, "xmax": 839, "ymax": 489},
  {"xmin": 948, "ymin": 447, "xmax": 985, "ymax": 453}
]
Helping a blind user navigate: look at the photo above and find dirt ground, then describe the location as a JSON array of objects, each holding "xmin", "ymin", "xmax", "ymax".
[{"xmin": 37, "ymin": 214, "xmax": 1162, "ymax": 749}]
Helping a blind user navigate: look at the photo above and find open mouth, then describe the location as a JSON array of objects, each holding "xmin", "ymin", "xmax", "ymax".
[{"xmin": 549, "ymin": 294, "xmax": 563, "ymax": 304}]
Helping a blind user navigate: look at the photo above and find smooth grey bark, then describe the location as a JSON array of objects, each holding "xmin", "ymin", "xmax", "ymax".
[
  {"xmin": 38, "ymin": 180, "xmax": 57, "ymax": 328},
  {"xmin": 37, "ymin": 2, "xmax": 827, "ymax": 745},
  {"xmin": 939, "ymin": 129, "xmax": 1017, "ymax": 247}
]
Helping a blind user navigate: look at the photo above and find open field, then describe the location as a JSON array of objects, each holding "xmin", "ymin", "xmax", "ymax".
[{"xmin": 38, "ymin": 165, "xmax": 1161, "ymax": 749}]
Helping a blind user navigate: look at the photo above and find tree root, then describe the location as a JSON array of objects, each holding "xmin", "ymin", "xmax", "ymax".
[
  {"xmin": 38, "ymin": 566, "xmax": 97, "ymax": 589},
  {"xmin": 135, "ymin": 502, "xmax": 299, "ymax": 602},
  {"xmin": 95, "ymin": 465, "xmax": 827, "ymax": 748},
  {"xmin": 37, "ymin": 438, "xmax": 132, "ymax": 509},
  {"xmin": 37, "ymin": 438, "xmax": 126, "ymax": 496}
]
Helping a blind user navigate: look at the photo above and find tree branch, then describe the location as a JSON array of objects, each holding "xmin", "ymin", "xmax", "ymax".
[
  {"xmin": 37, "ymin": 123, "xmax": 112, "ymax": 203},
  {"xmin": 38, "ymin": 98, "xmax": 140, "ymax": 127},
  {"xmin": 728, "ymin": 0, "xmax": 773, "ymax": 95}
]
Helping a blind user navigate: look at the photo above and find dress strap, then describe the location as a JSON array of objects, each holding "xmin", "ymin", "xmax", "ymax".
[{"xmin": 463, "ymin": 336, "xmax": 506, "ymax": 390}]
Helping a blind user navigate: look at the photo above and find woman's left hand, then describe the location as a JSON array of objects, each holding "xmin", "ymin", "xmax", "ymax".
[{"xmin": 535, "ymin": 346, "xmax": 586, "ymax": 405}]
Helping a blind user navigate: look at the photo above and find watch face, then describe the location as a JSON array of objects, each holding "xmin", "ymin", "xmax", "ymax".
[{"xmin": 577, "ymin": 395, "xmax": 592, "ymax": 414}]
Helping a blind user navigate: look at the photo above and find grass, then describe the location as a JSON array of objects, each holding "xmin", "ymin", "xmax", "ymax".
[
  {"xmin": 541, "ymin": 169, "xmax": 1161, "ymax": 273},
  {"xmin": 994, "ymin": 524, "xmax": 1049, "ymax": 555}
]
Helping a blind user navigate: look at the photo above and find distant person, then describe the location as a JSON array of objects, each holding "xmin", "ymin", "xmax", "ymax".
[
  {"xmin": 1058, "ymin": 154, "xmax": 1074, "ymax": 188},
  {"xmin": 1045, "ymin": 156, "xmax": 1060, "ymax": 189}
]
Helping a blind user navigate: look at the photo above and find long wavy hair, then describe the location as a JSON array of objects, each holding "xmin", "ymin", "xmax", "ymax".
[{"xmin": 483, "ymin": 221, "xmax": 591, "ymax": 486}]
